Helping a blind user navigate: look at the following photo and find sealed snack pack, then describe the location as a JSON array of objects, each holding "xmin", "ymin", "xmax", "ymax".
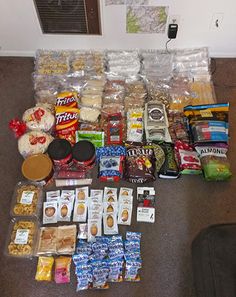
[
  {"xmin": 195, "ymin": 144, "xmax": 232, "ymax": 181},
  {"xmin": 127, "ymin": 109, "xmax": 144, "ymax": 143},
  {"xmin": 96, "ymin": 146, "xmax": 126, "ymax": 182},
  {"xmin": 36, "ymin": 227, "xmax": 58, "ymax": 255},
  {"xmin": 55, "ymin": 106, "xmax": 79, "ymax": 144},
  {"xmin": 184, "ymin": 103, "xmax": 229, "ymax": 144},
  {"xmin": 158, "ymin": 142, "xmax": 179, "ymax": 179},
  {"xmin": 54, "ymin": 256, "xmax": 72, "ymax": 284},
  {"xmin": 10, "ymin": 182, "xmax": 42, "ymax": 218},
  {"xmin": 136, "ymin": 187, "xmax": 155, "ymax": 223},
  {"xmin": 168, "ymin": 111, "xmax": 189, "ymax": 143},
  {"xmin": 56, "ymin": 91, "xmax": 78, "ymax": 108},
  {"xmin": 175, "ymin": 140, "xmax": 202, "ymax": 175},
  {"xmin": 124, "ymin": 144, "xmax": 156, "ymax": 183},
  {"xmin": 35, "ymin": 256, "xmax": 54, "ymax": 281},
  {"xmin": 151, "ymin": 142, "xmax": 166, "ymax": 173},
  {"xmin": 56, "ymin": 225, "xmax": 76, "ymax": 254},
  {"xmin": 76, "ymin": 131, "xmax": 104, "ymax": 148}
]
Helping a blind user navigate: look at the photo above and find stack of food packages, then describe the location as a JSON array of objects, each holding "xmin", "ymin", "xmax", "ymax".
[{"xmin": 7, "ymin": 47, "xmax": 232, "ymax": 290}]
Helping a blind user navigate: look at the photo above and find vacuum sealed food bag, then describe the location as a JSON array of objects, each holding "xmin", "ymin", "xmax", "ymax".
[
  {"xmin": 195, "ymin": 144, "xmax": 232, "ymax": 181},
  {"xmin": 5, "ymin": 218, "xmax": 38, "ymax": 258},
  {"xmin": 35, "ymin": 256, "xmax": 54, "ymax": 281},
  {"xmin": 18, "ymin": 131, "xmax": 53, "ymax": 158},
  {"xmin": 35, "ymin": 49, "xmax": 70, "ymax": 75},
  {"xmin": 56, "ymin": 225, "xmax": 77, "ymax": 255},
  {"xmin": 36, "ymin": 227, "xmax": 58, "ymax": 255},
  {"xmin": 184, "ymin": 103, "xmax": 229, "ymax": 144},
  {"xmin": 10, "ymin": 182, "xmax": 42, "ymax": 218}
]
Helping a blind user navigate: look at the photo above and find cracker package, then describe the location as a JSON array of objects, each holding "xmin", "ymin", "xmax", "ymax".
[
  {"xmin": 35, "ymin": 256, "xmax": 54, "ymax": 281},
  {"xmin": 88, "ymin": 219, "xmax": 102, "ymax": 242},
  {"xmin": 103, "ymin": 213, "xmax": 118, "ymax": 235},
  {"xmin": 73, "ymin": 201, "xmax": 87, "ymax": 222},
  {"xmin": 57, "ymin": 200, "xmax": 73, "ymax": 222},
  {"xmin": 118, "ymin": 204, "xmax": 132, "ymax": 225}
]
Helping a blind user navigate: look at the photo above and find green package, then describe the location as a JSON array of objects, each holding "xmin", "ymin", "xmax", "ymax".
[{"xmin": 76, "ymin": 131, "xmax": 104, "ymax": 148}]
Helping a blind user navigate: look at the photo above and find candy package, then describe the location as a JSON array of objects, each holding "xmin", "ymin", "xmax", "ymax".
[
  {"xmin": 96, "ymin": 146, "xmax": 126, "ymax": 182},
  {"xmin": 158, "ymin": 142, "xmax": 179, "ymax": 179},
  {"xmin": 175, "ymin": 141, "xmax": 202, "ymax": 175},
  {"xmin": 184, "ymin": 103, "xmax": 229, "ymax": 144},
  {"xmin": 124, "ymin": 144, "xmax": 156, "ymax": 183},
  {"xmin": 35, "ymin": 256, "xmax": 54, "ymax": 281},
  {"xmin": 54, "ymin": 256, "xmax": 71, "ymax": 284},
  {"xmin": 195, "ymin": 144, "xmax": 232, "ymax": 181}
]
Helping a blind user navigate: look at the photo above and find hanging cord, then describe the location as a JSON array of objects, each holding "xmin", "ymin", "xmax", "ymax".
[{"xmin": 165, "ymin": 39, "xmax": 172, "ymax": 53}]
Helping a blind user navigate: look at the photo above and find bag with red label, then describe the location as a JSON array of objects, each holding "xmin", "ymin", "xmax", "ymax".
[
  {"xmin": 174, "ymin": 140, "xmax": 202, "ymax": 175},
  {"xmin": 55, "ymin": 106, "xmax": 80, "ymax": 145}
]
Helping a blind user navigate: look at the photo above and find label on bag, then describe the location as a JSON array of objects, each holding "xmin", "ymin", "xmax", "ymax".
[
  {"xmin": 14, "ymin": 229, "xmax": 29, "ymax": 244},
  {"xmin": 20, "ymin": 191, "xmax": 34, "ymax": 204}
]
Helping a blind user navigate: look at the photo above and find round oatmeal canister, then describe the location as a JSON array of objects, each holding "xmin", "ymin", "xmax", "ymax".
[
  {"xmin": 47, "ymin": 139, "xmax": 72, "ymax": 167},
  {"xmin": 72, "ymin": 140, "xmax": 96, "ymax": 169},
  {"xmin": 21, "ymin": 154, "xmax": 53, "ymax": 184}
]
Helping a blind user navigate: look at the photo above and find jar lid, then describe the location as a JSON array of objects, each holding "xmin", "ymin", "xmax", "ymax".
[
  {"xmin": 72, "ymin": 140, "xmax": 95, "ymax": 162},
  {"xmin": 47, "ymin": 139, "xmax": 72, "ymax": 160},
  {"xmin": 22, "ymin": 154, "xmax": 53, "ymax": 181}
]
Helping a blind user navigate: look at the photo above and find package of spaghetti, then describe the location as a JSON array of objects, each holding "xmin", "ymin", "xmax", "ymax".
[
  {"xmin": 54, "ymin": 256, "xmax": 71, "ymax": 283},
  {"xmin": 35, "ymin": 256, "xmax": 54, "ymax": 281},
  {"xmin": 184, "ymin": 103, "xmax": 229, "ymax": 144},
  {"xmin": 195, "ymin": 143, "xmax": 232, "ymax": 181}
]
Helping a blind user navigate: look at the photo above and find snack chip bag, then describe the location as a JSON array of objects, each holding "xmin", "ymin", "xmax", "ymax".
[
  {"xmin": 195, "ymin": 144, "xmax": 232, "ymax": 181},
  {"xmin": 124, "ymin": 257, "xmax": 142, "ymax": 282},
  {"xmin": 55, "ymin": 106, "xmax": 79, "ymax": 144},
  {"xmin": 54, "ymin": 256, "xmax": 72, "ymax": 284},
  {"xmin": 56, "ymin": 91, "xmax": 78, "ymax": 108},
  {"xmin": 35, "ymin": 256, "xmax": 54, "ymax": 281},
  {"xmin": 108, "ymin": 258, "xmax": 124, "ymax": 282}
]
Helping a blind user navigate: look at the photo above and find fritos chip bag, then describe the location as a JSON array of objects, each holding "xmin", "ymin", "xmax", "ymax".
[
  {"xmin": 56, "ymin": 91, "xmax": 78, "ymax": 108},
  {"xmin": 55, "ymin": 106, "xmax": 79, "ymax": 144}
]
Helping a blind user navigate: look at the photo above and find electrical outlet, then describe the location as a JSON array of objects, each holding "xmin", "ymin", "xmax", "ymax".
[
  {"xmin": 169, "ymin": 15, "xmax": 180, "ymax": 25},
  {"xmin": 210, "ymin": 13, "xmax": 224, "ymax": 30}
]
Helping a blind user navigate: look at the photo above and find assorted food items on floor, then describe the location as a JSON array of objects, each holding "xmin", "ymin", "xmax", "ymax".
[{"xmin": 6, "ymin": 47, "xmax": 232, "ymax": 291}]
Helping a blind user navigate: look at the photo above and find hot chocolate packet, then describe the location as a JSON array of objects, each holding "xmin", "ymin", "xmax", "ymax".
[
  {"xmin": 73, "ymin": 201, "xmax": 87, "ymax": 222},
  {"xmin": 75, "ymin": 187, "xmax": 89, "ymax": 201},
  {"xmin": 43, "ymin": 201, "xmax": 58, "ymax": 224},
  {"xmin": 103, "ymin": 202, "xmax": 118, "ymax": 214},
  {"xmin": 103, "ymin": 213, "xmax": 118, "ymax": 235},
  {"xmin": 58, "ymin": 200, "xmax": 73, "ymax": 222},
  {"xmin": 118, "ymin": 204, "xmax": 132, "ymax": 225},
  {"xmin": 46, "ymin": 190, "xmax": 60, "ymax": 202},
  {"xmin": 88, "ymin": 218, "xmax": 102, "ymax": 242}
]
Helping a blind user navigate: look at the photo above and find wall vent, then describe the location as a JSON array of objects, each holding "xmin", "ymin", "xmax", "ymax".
[{"xmin": 33, "ymin": 0, "xmax": 101, "ymax": 34}]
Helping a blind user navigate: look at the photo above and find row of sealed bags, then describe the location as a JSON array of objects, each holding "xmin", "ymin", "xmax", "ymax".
[
  {"xmin": 35, "ymin": 48, "xmax": 211, "ymax": 80},
  {"xmin": 34, "ymin": 73, "xmax": 215, "ymax": 113}
]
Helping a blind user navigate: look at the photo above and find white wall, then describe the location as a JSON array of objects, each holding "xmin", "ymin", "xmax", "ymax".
[{"xmin": 0, "ymin": 0, "xmax": 236, "ymax": 57}]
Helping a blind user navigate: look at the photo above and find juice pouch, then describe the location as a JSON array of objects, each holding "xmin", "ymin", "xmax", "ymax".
[
  {"xmin": 54, "ymin": 256, "xmax": 72, "ymax": 284},
  {"xmin": 55, "ymin": 106, "xmax": 79, "ymax": 144},
  {"xmin": 195, "ymin": 144, "xmax": 232, "ymax": 181},
  {"xmin": 35, "ymin": 256, "xmax": 54, "ymax": 281}
]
